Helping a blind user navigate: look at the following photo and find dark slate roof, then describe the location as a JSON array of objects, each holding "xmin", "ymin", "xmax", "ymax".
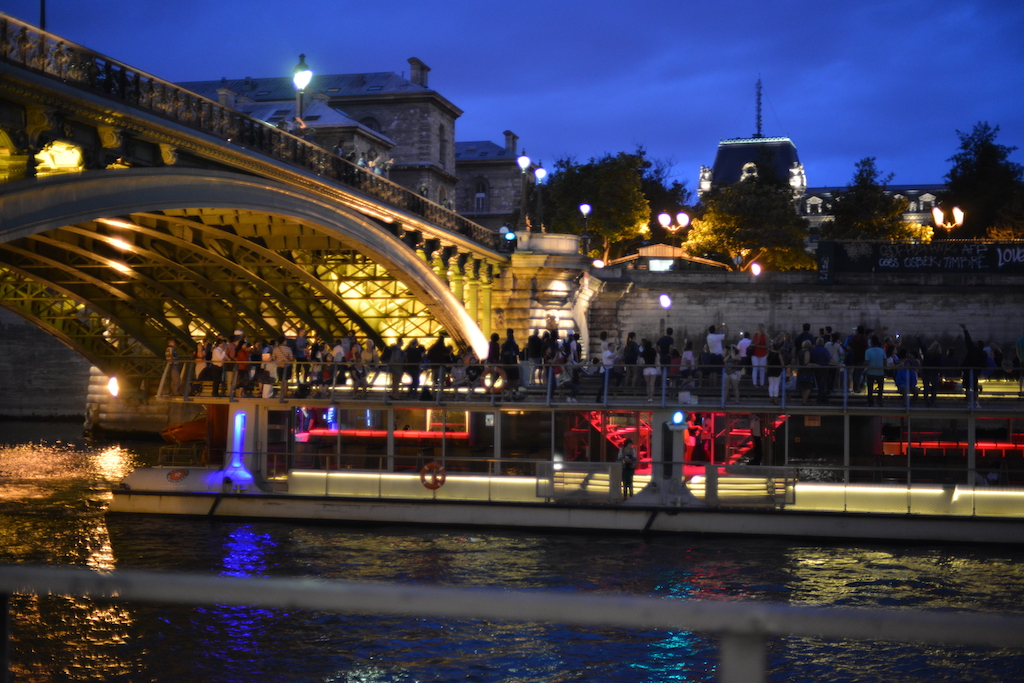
[
  {"xmin": 455, "ymin": 141, "xmax": 512, "ymax": 161},
  {"xmin": 805, "ymin": 184, "xmax": 946, "ymax": 197},
  {"xmin": 711, "ymin": 136, "xmax": 800, "ymax": 185},
  {"xmin": 236, "ymin": 99, "xmax": 357, "ymax": 127},
  {"xmin": 177, "ymin": 72, "xmax": 430, "ymax": 102}
]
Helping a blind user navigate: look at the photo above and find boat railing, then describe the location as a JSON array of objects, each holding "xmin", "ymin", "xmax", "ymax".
[
  {"xmin": 158, "ymin": 443, "xmax": 215, "ymax": 467},
  {"xmin": 2, "ymin": 564, "xmax": 1022, "ymax": 683},
  {"xmin": 251, "ymin": 451, "xmax": 1024, "ymax": 517},
  {"xmin": 156, "ymin": 358, "xmax": 1022, "ymax": 412}
]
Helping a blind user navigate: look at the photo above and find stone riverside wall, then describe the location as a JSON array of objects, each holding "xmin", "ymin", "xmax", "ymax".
[
  {"xmin": 586, "ymin": 268, "xmax": 1024, "ymax": 358},
  {"xmin": 0, "ymin": 307, "xmax": 91, "ymax": 420}
]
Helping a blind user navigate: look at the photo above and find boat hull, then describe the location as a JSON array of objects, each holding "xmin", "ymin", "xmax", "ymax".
[{"xmin": 108, "ymin": 489, "xmax": 1024, "ymax": 545}]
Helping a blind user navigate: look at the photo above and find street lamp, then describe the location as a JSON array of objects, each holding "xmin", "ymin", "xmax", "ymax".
[
  {"xmin": 657, "ymin": 211, "xmax": 690, "ymax": 252},
  {"xmin": 293, "ymin": 54, "xmax": 313, "ymax": 122},
  {"xmin": 932, "ymin": 206, "xmax": 965, "ymax": 237},
  {"xmin": 517, "ymin": 153, "xmax": 531, "ymax": 231},
  {"xmin": 533, "ymin": 163, "xmax": 546, "ymax": 232},
  {"xmin": 579, "ymin": 203, "xmax": 592, "ymax": 255}
]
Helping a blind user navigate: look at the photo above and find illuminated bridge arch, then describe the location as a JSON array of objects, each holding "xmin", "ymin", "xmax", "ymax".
[{"xmin": 0, "ymin": 168, "xmax": 491, "ymax": 377}]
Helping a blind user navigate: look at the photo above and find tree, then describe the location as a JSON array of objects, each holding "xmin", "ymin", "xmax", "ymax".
[
  {"xmin": 943, "ymin": 122, "xmax": 1024, "ymax": 238},
  {"xmin": 684, "ymin": 176, "xmax": 814, "ymax": 271},
  {"xmin": 546, "ymin": 151, "xmax": 651, "ymax": 261},
  {"xmin": 820, "ymin": 157, "xmax": 933, "ymax": 242}
]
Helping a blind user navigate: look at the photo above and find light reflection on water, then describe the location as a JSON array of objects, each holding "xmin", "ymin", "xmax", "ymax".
[{"xmin": 1, "ymin": 423, "xmax": 1024, "ymax": 681}]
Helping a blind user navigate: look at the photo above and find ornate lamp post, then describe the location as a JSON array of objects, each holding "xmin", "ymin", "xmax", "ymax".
[
  {"xmin": 533, "ymin": 164, "xmax": 546, "ymax": 232},
  {"xmin": 657, "ymin": 211, "xmax": 690, "ymax": 252},
  {"xmin": 517, "ymin": 153, "xmax": 531, "ymax": 231},
  {"xmin": 579, "ymin": 203, "xmax": 592, "ymax": 256},
  {"xmin": 932, "ymin": 206, "xmax": 965, "ymax": 237},
  {"xmin": 292, "ymin": 54, "xmax": 313, "ymax": 122}
]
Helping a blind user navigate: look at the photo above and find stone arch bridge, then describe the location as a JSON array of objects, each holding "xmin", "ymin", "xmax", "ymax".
[{"xmin": 0, "ymin": 15, "xmax": 587, "ymax": 388}]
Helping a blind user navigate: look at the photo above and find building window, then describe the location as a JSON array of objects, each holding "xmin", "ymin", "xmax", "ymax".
[
  {"xmin": 807, "ymin": 196, "xmax": 823, "ymax": 215},
  {"xmin": 360, "ymin": 117, "xmax": 381, "ymax": 132},
  {"xmin": 920, "ymin": 193, "xmax": 936, "ymax": 211},
  {"xmin": 474, "ymin": 179, "xmax": 489, "ymax": 213}
]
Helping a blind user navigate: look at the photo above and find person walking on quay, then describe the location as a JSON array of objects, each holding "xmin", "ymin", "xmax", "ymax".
[
  {"xmin": 810, "ymin": 337, "xmax": 833, "ymax": 406},
  {"xmin": 618, "ymin": 438, "xmax": 637, "ymax": 499},
  {"xmin": 623, "ymin": 331, "xmax": 640, "ymax": 388}
]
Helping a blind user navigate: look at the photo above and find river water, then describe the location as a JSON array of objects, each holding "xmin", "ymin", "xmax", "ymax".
[{"xmin": 1, "ymin": 420, "xmax": 1023, "ymax": 682}]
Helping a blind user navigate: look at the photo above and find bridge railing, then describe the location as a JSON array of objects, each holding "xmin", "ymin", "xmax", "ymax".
[
  {"xmin": 0, "ymin": 14, "xmax": 498, "ymax": 250},
  {"xmin": 1, "ymin": 564, "xmax": 1023, "ymax": 683}
]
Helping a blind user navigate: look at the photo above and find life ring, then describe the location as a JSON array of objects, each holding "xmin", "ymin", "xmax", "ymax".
[
  {"xmin": 484, "ymin": 367, "xmax": 507, "ymax": 394},
  {"xmin": 420, "ymin": 461, "xmax": 447, "ymax": 489}
]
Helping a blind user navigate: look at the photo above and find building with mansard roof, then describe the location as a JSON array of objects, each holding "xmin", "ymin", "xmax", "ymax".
[{"xmin": 698, "ymin": 135, "xmax": 807, "ymax": 199}]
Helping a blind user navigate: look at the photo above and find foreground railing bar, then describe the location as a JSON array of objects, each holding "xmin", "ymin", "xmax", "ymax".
[{"xmin": 1, "ymin": 565, "xmax": 1023, "ymax": 649}]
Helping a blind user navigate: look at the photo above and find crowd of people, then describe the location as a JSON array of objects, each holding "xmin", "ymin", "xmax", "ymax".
[
  {"xmin": 163, "ymin": 322, "xmax": 1024, "ymax": 405},
  {"xmin": 590, "ymin": 321, "xmax": 1024, "ymax": 406}
]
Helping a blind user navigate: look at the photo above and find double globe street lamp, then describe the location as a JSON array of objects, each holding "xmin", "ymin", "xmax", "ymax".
[
  {"xmin": 657, "ymin": 212, "xmax": 690, "ymax": 252},
  {"xmin": 932, "ymin": 206, "xmax": 965, "ymax": 236}
]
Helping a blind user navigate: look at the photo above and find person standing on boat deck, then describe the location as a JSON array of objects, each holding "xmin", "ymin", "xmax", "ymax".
[
  {"xmin": 427, "ymin": 333, "xmax": 450, "ymax": 390},
  {"xmin": 618, "ymin": 438, "xmax": 637, "ymax": 499},
  {"xmin": 385, "ymin": 338, "xmax": 405, "ymax": 397},
  {"xmin": 765, "ymin": 341, "xmax": 785, "ymax": 404},
  {"xmin": 210, "ymin": 339, "xmax": 227, "ymax": 397},
  {"xmin": 864, "ymin": 336, "xmax": 887, "ymax": 407},
  {"xmin": 526, "ymin": 329, "xmax": 544, "ymax": 386},
  {"xmin": 706, "ymin": 324, "xmax": 727, "ymax": 384},
  {"xmin": 1015, "ymin": 325, "xmax": 1024, "ymax": 394},
  {"xmin": 271, "ymin": 336, "xmax": 295, "ymax": 398},
  {"xmin": 725, "ymin": 345, "xmax": 743, "ymax": 404},
  {"xmin": 747, "ymin": 414, "xmax": 764, "ymax": 466},
  {"xmin": 750, "ymin": 324, "xmax": 769, "ymax": 387},
  {"xmin": 810, "ymin": 337, "xmax": 833, "ymax": 405},
  {"xmin": 794, "ymin": 323, "xmax": 814, "ymax": 350},
  {"xmin": 502, "ymin": 330, "xmax": 524, "ymax": 400},
  {"xmin": 960, "ymin": 323, "xmax": 988, "ymax": 405},
  {"xmin": 404, "ymin": 338, "xmax": 424, "ymax": 396},
  {"xmin": 164, "ymin": 339, "xmax": 181, "ymax": 396},
  {"xmin": 657, "ymin": 328, "xmax": 675, "ymax": 367},
  {"xmin": 291, "ymin": 329, "xmax": 309, "ymax": 383},
  {"xmin": 641, "ymin": 339, "xmax": 659, "ymax": 402}
]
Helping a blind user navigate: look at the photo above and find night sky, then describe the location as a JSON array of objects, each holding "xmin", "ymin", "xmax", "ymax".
[{"xmin": 4, "ymin": 0, "xmax": 1023, "ymax": 191}]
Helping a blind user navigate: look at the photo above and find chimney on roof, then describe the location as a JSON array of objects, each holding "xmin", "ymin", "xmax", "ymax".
[
  {"xmin": 408, "ymin": 58, "xmax": 430, "ymax": 87},
  {"xmin": 216, "ymin": 78, "xmax": 236, "ymax": 109},
  {"xmin": 503, "ymin": 130, "xmax": 518, "ymax": 155}
]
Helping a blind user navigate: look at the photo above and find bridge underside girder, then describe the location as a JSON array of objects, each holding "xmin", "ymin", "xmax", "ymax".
[{"xmin": 0, "ymin": 171, "xmax": 493, "ymax": 378}]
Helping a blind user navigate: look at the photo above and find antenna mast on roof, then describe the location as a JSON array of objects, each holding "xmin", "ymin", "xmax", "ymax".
[{"xmin": 754, "ymin": 77, "xmax": 763, "ymax": 138}]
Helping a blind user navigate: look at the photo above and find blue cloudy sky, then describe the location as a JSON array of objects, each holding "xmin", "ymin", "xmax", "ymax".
[{"xmin": 5, "ymin": 0, "xmax": 1022, "ymax": 191}]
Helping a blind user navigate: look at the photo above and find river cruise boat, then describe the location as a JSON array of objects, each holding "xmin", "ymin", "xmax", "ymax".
[{"xmin": 110, "ymin": 363, "xmax": 1024, "ymax": 544}]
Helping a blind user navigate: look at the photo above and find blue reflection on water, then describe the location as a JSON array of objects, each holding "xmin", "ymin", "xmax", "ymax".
[
  {"xmin": 220, "ymin": 524, "xmax": 275, "ymax": 578},
  {"xmin": 193, "ymin": 525, "xmax": 281, "ymax": 680}
]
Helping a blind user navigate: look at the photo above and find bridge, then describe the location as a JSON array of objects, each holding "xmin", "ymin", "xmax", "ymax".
[{"xmin": 0, "ymin": 14, "xmax": 538, "ymax": 382}]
